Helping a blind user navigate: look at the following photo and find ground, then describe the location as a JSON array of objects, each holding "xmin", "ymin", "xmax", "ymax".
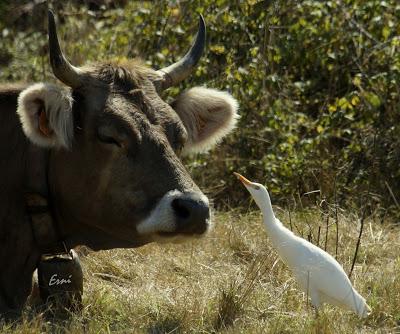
[{"xmin": 1, "ymin": 209, "xmax": 399, "ymax": 333}]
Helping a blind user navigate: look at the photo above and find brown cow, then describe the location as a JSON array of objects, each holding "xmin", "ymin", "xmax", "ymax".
[{"xmin": 0, "ymin": 11, "xmax": 238, "ymax": 318}]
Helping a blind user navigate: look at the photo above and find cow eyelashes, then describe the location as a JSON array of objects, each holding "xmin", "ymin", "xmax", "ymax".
[
  {"xmin": 170, "ymin": 127, "xmax": 187, "ymax": 155},
  {"xmin": 98, "ymin": 134, "xmax": 122, "ymax": 148},
  {"xmin": 174, "ymin": 141, "xmax": 184, "ymax": 155},
  {"xmin": 97, "ymin": 127, "xmax": 122, "ymax": 148}
]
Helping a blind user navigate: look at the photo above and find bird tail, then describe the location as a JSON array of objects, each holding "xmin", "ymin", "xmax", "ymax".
[
  {"xmin": 361, "ymin": 303, "xmax": 372, "ymax": 318},
  {"xmin": 350, "ymin": 289, "xmax": 371, "ymax": 318}
]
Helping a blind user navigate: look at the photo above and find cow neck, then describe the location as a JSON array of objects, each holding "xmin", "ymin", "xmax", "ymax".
[
  {"xmin": 25, "ymin": 144, "xmax": 65, "ymax": 254},
  {"xmin": 25, "ymin": 192, "xmax": 66, "ymax": 254}
]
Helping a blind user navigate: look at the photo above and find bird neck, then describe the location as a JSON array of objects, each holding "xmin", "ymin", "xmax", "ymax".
[
  {"xmin": 262, "ymin": 212, "xmax": 287, "ymax": 240},
  {"xmin": 258, "ymin": 195, "xmax": 275, "ymax": 224},
  {"xmin": 258, "ymin": 192, "xmax": 292, "ymax": 248}
]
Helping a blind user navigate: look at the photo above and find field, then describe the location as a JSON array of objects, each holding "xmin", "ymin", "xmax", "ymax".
[
  {"xmin": 0, "ymin": 1, "xmax": 400, "ymax": 333},
  {"xmin": 1, "ymin": 208, "xmax": 399, "ymax": 333}
]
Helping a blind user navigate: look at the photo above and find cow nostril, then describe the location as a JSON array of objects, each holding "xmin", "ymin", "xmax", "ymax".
[
  {"xmin": 172, "ymin": 198, "xmax": 191, "ymax": 219},
  {"xmin": 171, "ymin": 193, "xmax": 210, "ymax": 234}
]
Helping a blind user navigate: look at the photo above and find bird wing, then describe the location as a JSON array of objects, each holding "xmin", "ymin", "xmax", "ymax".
[
  {"xmin": 265, "ymin": 219, "xmax": 368, "ymax": 315},
  {"xmin": 285, "ymin": 237, "xmax": 355, "ymax": 300}
]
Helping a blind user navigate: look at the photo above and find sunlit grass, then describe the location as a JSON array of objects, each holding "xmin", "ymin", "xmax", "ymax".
[{"xmin": 1, "ymin": 209, "xmax": 399, "ymax": 333}]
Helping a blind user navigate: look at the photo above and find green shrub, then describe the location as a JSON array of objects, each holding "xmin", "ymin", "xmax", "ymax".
[{"xmin": 1, "ymin": 0, "xmax": 399, "ymax": 216}]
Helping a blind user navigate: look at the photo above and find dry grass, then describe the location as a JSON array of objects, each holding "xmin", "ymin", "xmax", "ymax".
[{"xmin": 1, "ymin": 209, "xmax": 400, "ymax": 333}]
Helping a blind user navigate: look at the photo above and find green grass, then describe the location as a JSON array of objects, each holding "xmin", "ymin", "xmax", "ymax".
[{"xmin": 1, "ymin": 209, "xmax": 399, "ymax": 333}]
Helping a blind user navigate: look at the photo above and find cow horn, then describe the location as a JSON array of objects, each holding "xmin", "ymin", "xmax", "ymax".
[
  {"xmin": 48, "ymin": 10, "xmax": 83, "ymax": 88},
  {"xmin": 156, "ymin": 15, "xmax": 206, "ymax": 91}
]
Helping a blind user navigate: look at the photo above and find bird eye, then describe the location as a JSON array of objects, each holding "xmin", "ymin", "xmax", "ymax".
[{"xmin": 253, "ymin": 185, "xmax": 260, "ymax": 190}]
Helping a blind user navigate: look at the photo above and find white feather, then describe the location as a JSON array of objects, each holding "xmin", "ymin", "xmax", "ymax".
[{"xmin": 236, "ymin": 173, "xmax": 371, "ymax": 317}]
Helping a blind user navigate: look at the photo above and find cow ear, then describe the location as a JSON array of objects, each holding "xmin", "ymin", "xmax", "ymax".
[
  {"xmin": 17, "ymin": 83, "xmax": 74, "ymax": 149},
  {"xmin": 171, "ymin": 87, "xmax": 239, "ymax": 155}
]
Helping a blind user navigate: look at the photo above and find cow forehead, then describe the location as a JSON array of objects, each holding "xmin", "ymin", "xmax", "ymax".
[
  {"xmin": 78, "ymin": 62, "xmax": 187, "ymax": 140},
  {"xmin": 83, "ymin": 59, "xmax": 159, "ymax": 86},
  {"xmin": 102, "ymin": 89, "xmax": 183, "ymax": 135},
  {"xmin": 107, "ymin": 89, "xmax": 168, "ymax": 123}
]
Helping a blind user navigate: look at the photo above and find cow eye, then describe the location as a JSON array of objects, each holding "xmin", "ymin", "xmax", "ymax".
[
  {"xmin": 97, "ymin": 127, "xmax": 122, "ymax": 148},
  {"xmin": 175, "ymin": 141, "xmax": 185, "ymax": 155},
  {"xmin": 99, "ymin": 134, "xmax": 122, "ymax": 147},
  {"xmin": 174, "ymin": 129, "xmax": 187, "ymax": 155}
]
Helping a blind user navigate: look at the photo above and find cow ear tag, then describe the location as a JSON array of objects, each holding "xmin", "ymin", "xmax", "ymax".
[
  {"xmin": 37, "ymin": 249, "xmax": 83, "ymax": 315},
  {"xmin": 38, "ymin": 107, "xmax": 54, "ymax": 138}
]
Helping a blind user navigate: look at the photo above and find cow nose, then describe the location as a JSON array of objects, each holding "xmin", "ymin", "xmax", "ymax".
[{"xmin": 171, "ymin": 193, "xmax": 210, "ymax": 235}]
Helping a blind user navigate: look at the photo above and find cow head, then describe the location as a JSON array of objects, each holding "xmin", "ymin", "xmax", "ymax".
[{"xmin": 16, "ymin": 11, "xmax": 238, "ymax": 250}]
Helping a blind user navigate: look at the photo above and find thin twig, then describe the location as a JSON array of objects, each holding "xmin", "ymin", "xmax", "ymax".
[
  {"xmin": 247, "ymin": 136, "xmax": 271, "ymax": 144},
  {"xmin": 306, "ymin": 270, "xmax": 310, "ymax": 310},
  {"xmin": 348, "ymin": 205, "xmax": 367, "ymax": 279},
  {"xmin": 324, "ymin": 214, "xmax": 329, "ymax": 252},
  {"xmin": 385, "ymin": 181, "xmax": 400, "ymax": 209},
  {"xmin": 349, "ymin": 131, "xmax": 375, "ymax": 277},
  {"xmin": 297, "ymin": 190, "xmax": 315, "ymax": 241},
  {"xmin": 288, "ymin": 201, "xmax": 293, "ymax": 231},
  {"xmin": 303, "ymin": 190, "xmax": 321, "ymax": 196},
  {"xmin": 334, "ymin": 177, "xmax": 339, "ymax": 259}
]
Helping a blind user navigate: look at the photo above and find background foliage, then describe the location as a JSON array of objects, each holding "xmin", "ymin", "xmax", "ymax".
[{"xmin": 0, "ymin": 0, "xmax": 399, "ymax": 217}]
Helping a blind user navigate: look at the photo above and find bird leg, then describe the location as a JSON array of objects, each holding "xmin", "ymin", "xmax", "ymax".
[
  {"xmin": 310, "ymin": 290, "xmax": 322, "ymax": 319},
  {"xmin": 314, "ymin": 306, "xmax": 320, "ymax": 318}
]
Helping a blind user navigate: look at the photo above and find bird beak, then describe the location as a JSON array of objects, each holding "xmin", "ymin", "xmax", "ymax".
[{"xmin": 233, "ymin": 172, "xmax": 254, "ymax": 187}]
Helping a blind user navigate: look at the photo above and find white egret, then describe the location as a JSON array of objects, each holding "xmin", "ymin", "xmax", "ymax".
[{"xmin": 234, "ymin": 172, "xmax": 370, "ymax": 318}]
